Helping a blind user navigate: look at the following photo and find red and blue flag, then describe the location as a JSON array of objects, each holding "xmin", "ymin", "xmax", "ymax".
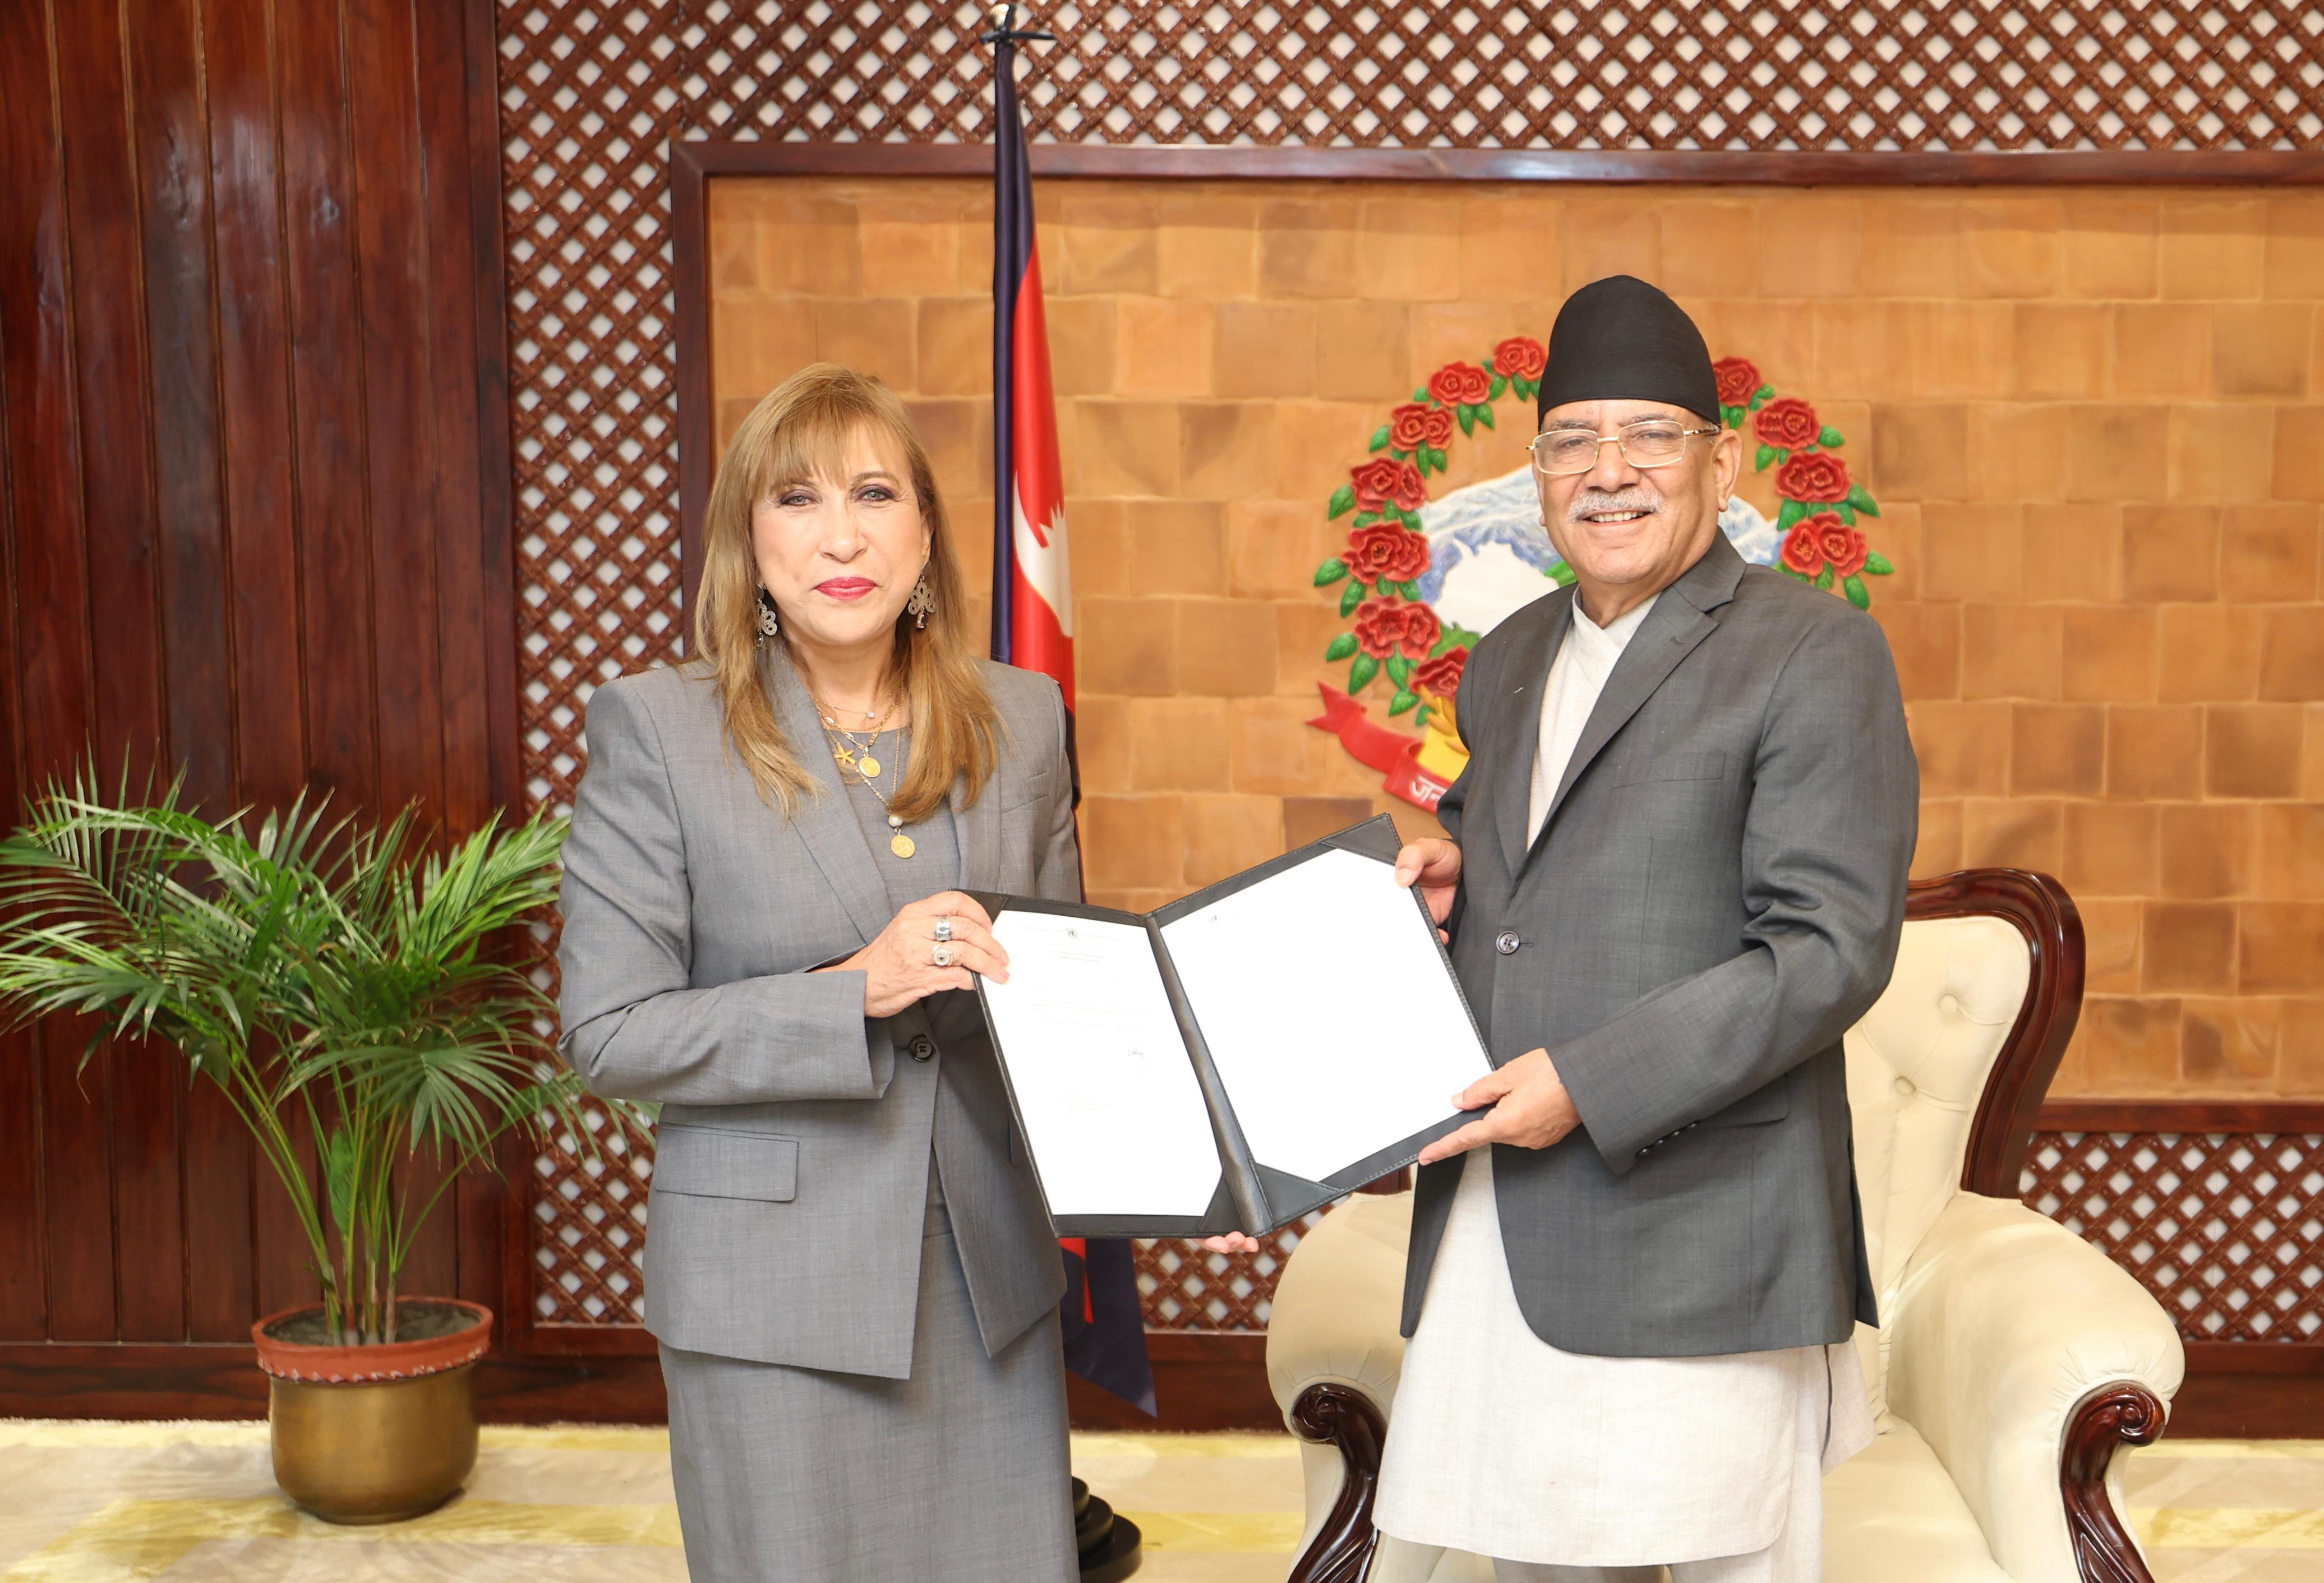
[
  {"xmin": 990, "ymin": 36, "xmax": 1153, "ymax": 1419},
  {"xmin": 990, "ymin": 39, "xmax": 1073, "ymax": 700}
]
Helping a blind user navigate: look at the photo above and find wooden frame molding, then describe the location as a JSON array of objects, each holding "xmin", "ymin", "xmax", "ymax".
[
  {"xmin": 677, "ymin": 141, "xmax": 2324, "ymax": 188},
  {"xmin": 2040, "ymin": 1101, "xmax": 2324, "ymax": 1133}
]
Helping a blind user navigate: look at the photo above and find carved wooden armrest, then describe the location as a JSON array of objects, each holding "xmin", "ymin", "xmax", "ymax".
[
  {"xmin": 2063, "ymin": 1383, "xmax": 2168, "ymax": 1583},
  {"xmin": 1286, "ymin": 1382, "xmax": 1388, "ymax": 1583}
]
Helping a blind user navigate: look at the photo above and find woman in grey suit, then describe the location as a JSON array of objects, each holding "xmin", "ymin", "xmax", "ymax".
[{"xmin": 556, "ymin": 363, "xmax": 1081, "ymax": 1581}]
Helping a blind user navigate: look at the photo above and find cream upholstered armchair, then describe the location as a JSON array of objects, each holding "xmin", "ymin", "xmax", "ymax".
[{"xmin": 1264, "ymin": 870, "xmax": 2185, "ymax": 1583}]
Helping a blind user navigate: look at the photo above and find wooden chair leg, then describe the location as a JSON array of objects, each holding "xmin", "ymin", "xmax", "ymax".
[
  {"xmin": 2062, "ymin": 1382, "xmax": 2167, "ymax": 1583},
  {"xmin": 1287, "ymin": 1382, "xmax": 1388, "ymax": 1583}
]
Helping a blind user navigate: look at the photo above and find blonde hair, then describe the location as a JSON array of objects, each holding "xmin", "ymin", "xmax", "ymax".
[{"xmin": 692, "ymin": 363, "xmax": 997, "ymax": 820}]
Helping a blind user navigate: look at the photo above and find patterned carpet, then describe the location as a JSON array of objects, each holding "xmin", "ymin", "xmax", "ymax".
[{"xmin": 0, "ymin": 1419, "xmax": 2311, "ymax": 1580}]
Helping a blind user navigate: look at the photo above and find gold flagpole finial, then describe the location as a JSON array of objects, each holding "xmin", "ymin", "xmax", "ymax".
[{"xmin": 980, "ymin": 2, "xmax": 1054, "ymax": 44}]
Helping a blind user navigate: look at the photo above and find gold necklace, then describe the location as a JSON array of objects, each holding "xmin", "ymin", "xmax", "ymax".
[
  {"xmin": 858, "ymin": 768, "xmax": 916, "ymax": 860},
  {"xmin": 811, "ymin": 692, "xmax": 914, "ymax": 857},
  {"xmin": 815, "ymin": 694, "xmax": 896, "ymax": 780}
]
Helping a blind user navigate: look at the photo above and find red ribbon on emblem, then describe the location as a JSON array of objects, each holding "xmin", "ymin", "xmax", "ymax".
[{"xmin": 1307, "ymin": 684, "xmax": 1454, "ymax": 812}]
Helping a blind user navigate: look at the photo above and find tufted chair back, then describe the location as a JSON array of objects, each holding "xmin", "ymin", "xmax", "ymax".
[{"xmin": 1839, "ymin": 874, "xmax": 2082, "ymax": 1421}]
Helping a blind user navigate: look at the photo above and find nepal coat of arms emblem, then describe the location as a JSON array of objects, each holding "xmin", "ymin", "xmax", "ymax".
[{"xmin": 1306, "ymin": 343, "xmax": 1898, "ymax": 813}]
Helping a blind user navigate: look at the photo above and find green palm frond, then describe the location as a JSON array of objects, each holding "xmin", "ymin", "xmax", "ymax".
[{"xmin": 0, "ymin": 764, "xmax": 577, "ymax": 1345}]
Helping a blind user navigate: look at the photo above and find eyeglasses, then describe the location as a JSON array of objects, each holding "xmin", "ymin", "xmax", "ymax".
[{"xmin": 1527, "ymin": 422, "xmax": 1721, "ymax": 476}]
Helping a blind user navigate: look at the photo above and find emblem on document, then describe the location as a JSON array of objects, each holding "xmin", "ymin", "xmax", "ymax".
[{"xmin": 1307, "ymin": 345, "xmax": 1898, "ymax": 813}]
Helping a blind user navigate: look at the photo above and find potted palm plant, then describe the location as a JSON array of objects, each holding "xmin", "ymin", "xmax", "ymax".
[{"xmin": 0, "ymin": 772, "xmax": 594, "ymax": 1524}]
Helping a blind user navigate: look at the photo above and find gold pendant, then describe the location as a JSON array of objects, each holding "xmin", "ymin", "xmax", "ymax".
[
  {"xmin": 889, "ymin": 833, "xmax": 916, "ymax": 859},
  {"xmin": 856, "ymin": 754, "xmax": 882, "ymax": 779},
  {"xmin": 832, "ymin": 745, "xmax": 855, "ymax": 769}
]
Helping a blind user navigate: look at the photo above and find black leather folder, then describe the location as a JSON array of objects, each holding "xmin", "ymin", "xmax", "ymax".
[{"xmin": 970, "ymin": 814, "xmax": 1491, "ymax": 1239}]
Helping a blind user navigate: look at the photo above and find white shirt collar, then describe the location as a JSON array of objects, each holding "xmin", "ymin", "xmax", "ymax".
[{"xmin": 1571, "ymin": 589, "xmax": 1661, "ymax": 653}]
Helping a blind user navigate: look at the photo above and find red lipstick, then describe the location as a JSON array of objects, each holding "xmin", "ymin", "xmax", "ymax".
[{"xmin": 816, "ymin": 577, "xmax": 877, "ymax": 600}]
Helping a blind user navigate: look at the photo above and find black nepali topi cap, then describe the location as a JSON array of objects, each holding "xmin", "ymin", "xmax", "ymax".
[{"xmin": 1535, "ymin": 274, "xmax": 1718, "ymax": 426}]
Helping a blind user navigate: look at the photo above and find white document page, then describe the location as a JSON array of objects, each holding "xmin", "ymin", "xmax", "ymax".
[
  {"xmin": 1158, "ymin": 847, "xmax": 1491, "ymax": 1184},
  {"xmin": 979, "ymin": 911, "xmax": 1224, "ymax": 1219}
]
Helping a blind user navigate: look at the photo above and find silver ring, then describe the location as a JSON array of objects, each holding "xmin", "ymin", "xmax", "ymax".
[
  {"xmin": 932, "ymin": 941, "xmax": 957, "ymax": 968},
  {"xmin": 933, "ymin": 917, "xmax": 954, "ymax": 943}
]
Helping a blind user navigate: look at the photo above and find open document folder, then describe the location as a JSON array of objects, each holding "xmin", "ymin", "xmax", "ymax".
[{"xmin": 970, "ymin": 815, "xmax": 1493, "ymax": 1238}]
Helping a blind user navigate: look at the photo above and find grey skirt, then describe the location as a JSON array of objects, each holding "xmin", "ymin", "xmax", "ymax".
[{"xmin": 659, "ymin": 1196, "xmax": 1077, "ymax": 1583}]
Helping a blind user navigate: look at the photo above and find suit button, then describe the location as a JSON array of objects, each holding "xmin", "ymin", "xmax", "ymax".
[
  {"xmin": 909, "ymin": 1035, "xmax": 936, "ymax": 1063},
  {"xmin": 1495, "ymin": 930, "xmax": 1521, "ymax": 956}
]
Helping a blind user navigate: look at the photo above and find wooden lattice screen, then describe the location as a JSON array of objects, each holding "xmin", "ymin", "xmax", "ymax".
[
  {"xmin": 497, "ymin": 1, "xmax": 2324, "ymax": 1328},
  {"xmin": 2023, "ymin": 1130, "xmax": 2324, "ymax": 1343}
]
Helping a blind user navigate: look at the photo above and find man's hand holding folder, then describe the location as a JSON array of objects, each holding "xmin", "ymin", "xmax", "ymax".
[{"xmin": 1389, "ymin": 838, "xmax": 1583, "ymax": 1166}]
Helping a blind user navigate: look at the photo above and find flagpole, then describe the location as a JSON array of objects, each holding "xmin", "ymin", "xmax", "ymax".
[
  {"xmin": 983, "ymin": 1, "xmax": 1050, "ymax": 665},
  {"xmin": 980, "ymin": 34, "xmax": 1147, "ymax": 1583}
]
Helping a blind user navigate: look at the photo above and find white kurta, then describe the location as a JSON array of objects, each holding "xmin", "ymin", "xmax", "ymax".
[{"xmin": 1373, "ymin": 592, "xmax": 1874, "ymax": 1571}]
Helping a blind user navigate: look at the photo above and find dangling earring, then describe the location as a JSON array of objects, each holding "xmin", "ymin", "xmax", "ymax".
[
  {"xmin": 755, "ymin": 589, "xmax": 780, "ymax": 646},
  {"xmin": 906, "ymin": 572, "xmax": 934, "ymax": 631}
]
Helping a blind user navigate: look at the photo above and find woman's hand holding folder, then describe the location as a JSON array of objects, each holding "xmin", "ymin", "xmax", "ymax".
[{"xmin": 814, "ymin": 890, "xmax": 1008, "ymax": 1016}]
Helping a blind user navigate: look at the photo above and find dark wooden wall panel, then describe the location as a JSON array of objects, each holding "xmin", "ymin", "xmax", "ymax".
[
  {"xmin": 0, "ymin": 0, "xmax": 522, "ymax": 1384},
  {"xmin": 205, "ymin": 0, "xmax": 307, "ymax": 813},
  {"xmin": 54, "ymin": 0, "xmax": 165, "ymax": 789},
  {"xmin": 119, "ymin": 0, "xmax": 224, "ymax": 1347},
  {"xmin": 132, "ymin": 0, "xmax": 238, "ymax": 810},
  {"xmin": 0, "ymin": 0, "xmax": 63, "ymax": 1347},
  {"xmin": 419, "ymin": 0, "xmax": 505, "ymax": 833},
  {"xmin": 350, "ymin": 0, "xmax": 448, "ymax": 830},
  {"xmin": 191, "ymin": 0, "xmax": 291, "ymax": 1341},
  {"xmin": 279, "ymin": 0, "xmax": 379, "ymax": 811}
]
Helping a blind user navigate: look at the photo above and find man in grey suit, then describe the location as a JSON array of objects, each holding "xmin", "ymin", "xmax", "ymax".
[{"xmin": 1373, "ymin": 276, "xmax": 1919, "ymax": 1583}]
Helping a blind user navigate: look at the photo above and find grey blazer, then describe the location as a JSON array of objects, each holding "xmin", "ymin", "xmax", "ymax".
[
  {"xmin": 1403, "ymin": 533, "xmax": 1919, "ymax": 1358},
  {"xmin": 556, "ymin": 652, "xmax": 1077, "ymax": 1379}
]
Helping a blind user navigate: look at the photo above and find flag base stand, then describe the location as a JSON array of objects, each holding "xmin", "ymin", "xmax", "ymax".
[{"xmin": 1074, "ymin": 1477, "xmax": 1143, "ymax": 1581}]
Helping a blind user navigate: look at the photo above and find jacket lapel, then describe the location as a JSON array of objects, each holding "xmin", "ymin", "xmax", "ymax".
[
  {"xmin": 1491, "ymin": 593, "xmax": 1571, "ymax": 878},
  {"xmin": 764, "ymin": 652, "xmax": 895, "ymax": 948},
  {"xmin": 1522, "ymin": 533, "xmax": 1746, "ymax": 867},
  {"xmin": 950, "ymin": 756, "xmax": 1002, "ymax": 892}
]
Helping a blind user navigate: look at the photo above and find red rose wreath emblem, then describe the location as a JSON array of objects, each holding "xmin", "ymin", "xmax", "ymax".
[
  {"xmin": 1712, "ymin": 357, "xmax": 1761, "ymax": 408},
  {"xmin": 1350, "ymin": 456, "xmax": 1427, "ymax": 514},
  {"xmin": 1427, "ymin": 362, "xmax": 1492, "ymax": 406},
  {"xmin": 1774, "ymin": 450, "xmax": 1852, "ymax": 504},
  {"xmin": 1311, "ymin": 338, "xmax": 1901, "ymax": 816},
  {"xmin": 1751, "ymin": 397, "xmax": 1820, "ymax": 451},
  {"xmin": 1491, "ymin": 337, "xmax": 1546, "ymax": 381},
  {"xmin": 1413, "ymin": 645, "xmax": 1469, "ymax": 699},
  {"xmin": 1353, "ymin": 599, "xmax": 1441, "ymax": 661},
  {"xmin": 1344, "ymin": 524, "xmax": 1431, "ymax": 584},
  {"xmin": 1389, "ymin": 403, "xmax": 1455, "ymax": 451}
]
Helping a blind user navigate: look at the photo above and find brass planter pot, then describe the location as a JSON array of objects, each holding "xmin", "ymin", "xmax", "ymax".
[{"xmin": 252, "ymin": 1299, "xmax": 493, "ymax": 1525}]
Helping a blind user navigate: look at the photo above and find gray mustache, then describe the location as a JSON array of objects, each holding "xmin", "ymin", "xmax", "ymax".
[{"xmin": 1567, "ymin": 488, "xmax": 1662, "ymax": 524}]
